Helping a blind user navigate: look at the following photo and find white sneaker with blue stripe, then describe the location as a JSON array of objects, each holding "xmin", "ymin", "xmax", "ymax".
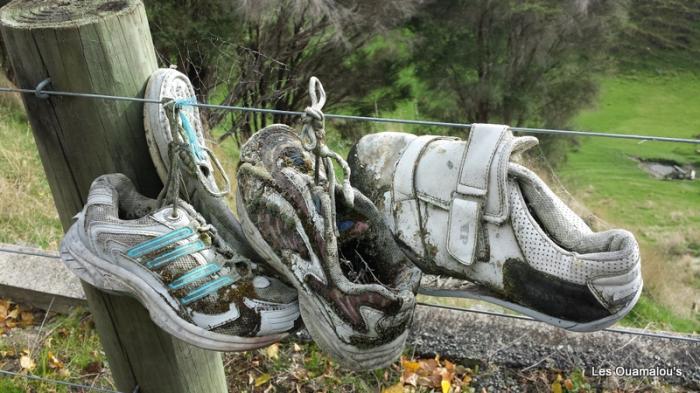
[
  {"xmin": 143, "ymin": 67, "xmax": 258, "ymax": 261},
  {"xmin": 60, "ymin": 174, "xmax": 301, "ymax": 351}
]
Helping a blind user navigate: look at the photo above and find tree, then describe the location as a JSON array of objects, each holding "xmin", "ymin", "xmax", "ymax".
[
  {"xmin": 408, "ymin": 0, "xmax": 625, "ymax": 130},
  {"xmin": 145, "ymin": 0, "xmax": 419, "ymax": 142}
]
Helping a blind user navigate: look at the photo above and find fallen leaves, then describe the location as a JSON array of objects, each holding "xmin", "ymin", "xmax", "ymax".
[
  {"xmin": 255, "ymin": 372, "xmax": 271, "ymax": 387},
  {"xmin": 47, "ymin": 351, "xmax": 64, "ymax": 370},
  {"xmin": 83, "ymin": 360, "xmax": 104, "ymax": 375},
  {"xmin": 551, "ymin": 374, "xmax": 563, "ymax": 393},
  {"xmin": 564, "ymin": 377, "xmax": 574, "ymax": 391},
  {"xmin": 19, "ymin": 350, "xmax": 35, "ymax": 372},
  {"xmin": 394, "ymin": 355, "xmax": 474, "ymax": 393},
  {"xmin": 1, "ymin": 300, "xmax": 43, "ymax": 375},
  {"xmin": 51, "ymin": 355, "xmax": 71, "ymax": 377},
  {"xmin": 265, "ymin": 343, "xmax": 279, "ymax": 360},
  {"xmin": 0, "ymin": 298, "xmax": 39, "ymax": 332},
  {"xmin": 0, "ymin": 303, "xmax": 110, "ymax": 392}
]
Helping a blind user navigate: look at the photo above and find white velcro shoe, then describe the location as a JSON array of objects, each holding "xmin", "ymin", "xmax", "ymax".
[{"xmin": 348, "ymin": 124, "xmax": 642, "ymax": 332}]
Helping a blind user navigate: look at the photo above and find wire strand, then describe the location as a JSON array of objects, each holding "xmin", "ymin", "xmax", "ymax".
[
  {"xmin": 416, "ymin": 302, "xmax": 700, "ymax": 344},
  {"xmin": 2, "ymin": 85, "xmax": 699, "ymax": 144},
  {"xmin": 0, "ymin": 246, "xmax": 60, "ymax": 259},
  {"xmin": 3, "ymin": 244, "xmax": 698, "ymax": 344},
  {"xmin": 0, "ymin": 369, "xmax": 122, "ymax": 393}
]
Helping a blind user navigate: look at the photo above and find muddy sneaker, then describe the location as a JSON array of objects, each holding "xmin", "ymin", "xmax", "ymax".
[
  {"xmin": 60, "ymin": 173, "xmax": 301, "ymax": 351},
  {"xmin": 236, "ymin": 122, "xmax": 421, "ymax": 370},
  {"xmin": 348, "ymin": 125, "xmax": 642, "ymax": 332},
  {"xmin": 143, "ymin": 68, "xmax": 256, "ymax": 259}
]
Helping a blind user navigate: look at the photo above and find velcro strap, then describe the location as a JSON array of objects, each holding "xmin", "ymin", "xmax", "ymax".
[
  {"xmin": 447, "ymin": 198, "xmax": 480, "ymax": 266},
  {"xmin": 448, "ymin": 124, "xmax": 510, "ymax": 266},
  {"xmin": 456, "ymin": 124, "xmax": 509, "ymax": 197},
  {"xmin": 391, "ymin": 126, "xmax": 513, "ymax": 267}
]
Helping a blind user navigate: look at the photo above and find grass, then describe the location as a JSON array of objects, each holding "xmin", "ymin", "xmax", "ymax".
[
  {"xmin": 558, "ymin": 74, "xmax": 700, "ymax": 332},
  {"xmin": 0, "ymin": 79, "xmax": 62, "ymax": 250},
  {"xmin": 222, "ymin": 341, "xmax": 407, "ymax": 392},
  {"xmin": 0, "ymin": 305, "xmax": 111, "ymax": 392}
]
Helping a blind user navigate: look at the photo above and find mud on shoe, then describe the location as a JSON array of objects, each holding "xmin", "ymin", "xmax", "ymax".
[
  {"xmin": 348, "ymin": 125, "xmax": 642, "ymax": 332},
  {"xmin": 236, "ymin": 124, "xmax": 421, "ymax": 370},
  {"xmin": 60, "ymin": 174, "xmax": 301, "ymax": 351}
]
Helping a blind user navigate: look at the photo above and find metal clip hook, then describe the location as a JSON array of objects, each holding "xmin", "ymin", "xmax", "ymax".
[{"xmin": 34, "ymin": 78, "xmax": 51, "ymax": 99}]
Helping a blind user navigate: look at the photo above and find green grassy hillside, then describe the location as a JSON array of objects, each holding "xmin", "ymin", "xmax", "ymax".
[{"xmin": 560, "ymin": 74, "xmax": 700, "ymax": 331}]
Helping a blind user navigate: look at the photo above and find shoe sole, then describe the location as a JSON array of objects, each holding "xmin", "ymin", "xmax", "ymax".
[
  {"xmin": 60, "ymin": 224, "xmax": 285, "ymax": 351},
  {"xmin": 236, "ymin": 189, "xmax": 407, "ymax": 370},
  {"xmin": 418, "ymin": 277, "xmax": 643, "ymax": 332}
]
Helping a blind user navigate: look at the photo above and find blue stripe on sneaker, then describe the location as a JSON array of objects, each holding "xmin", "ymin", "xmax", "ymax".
[
  {"xmin": 168, "ymin": 263, "xmax": 221, "ymax": 290},
  {"xmin": 144, "ymin": 240, "xmax": 206, "ymax": 270},
  {"xmin": 175, "ymin": 97, "xmax": 205, "ymax": 161},
  {"xmin": 180, "ymin": 276, "xmax": 234, "ymax": 305},
  {"xmin": 179, "ymin": 111, "xmax": 205, "ymax": 161},
  {"xmin": 126, "ymin": 227, "xmax": 195, "ymax": 258}
]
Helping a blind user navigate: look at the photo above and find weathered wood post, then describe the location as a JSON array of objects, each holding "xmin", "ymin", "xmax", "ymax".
[{"xmin": 0, "ymin": 1, "xmax": 228, "ymax": 392}]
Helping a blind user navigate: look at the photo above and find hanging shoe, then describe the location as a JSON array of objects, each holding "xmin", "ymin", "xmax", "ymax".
[
  {"xmin": 235, "ymin": 78, "xmax": 421, "ymax": 370},
  {"xmin": 60, "ymin": 174, "xmax": 301, "ymax": 351},
  {"xmin": 143, "ymin": 68, "xmax": 257, "ymax": 260},
  {"xmin": 347, "ymin": 125, "xmax": 642, "ymax": 332}
]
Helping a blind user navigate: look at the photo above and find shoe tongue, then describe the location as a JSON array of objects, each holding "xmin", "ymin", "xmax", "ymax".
[{"xmin": 511, "ymin": 135, "xmax": 539, "ymax": 155}]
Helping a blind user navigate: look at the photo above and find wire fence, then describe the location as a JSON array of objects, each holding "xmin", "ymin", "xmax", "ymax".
[
  {"xmin": 1, "ymin": 244, "xmax": 698, "ymax": 344},
  {"xmin": 0, "ymin": 369, "xmax": 124, "ymax": 393},
  {"xmin": 1, "ymin": 80, "xmax": 699, "ymax": 345},
  {"xmin": 2, "ymin": 83, "xmax": 699, "ymax": 144},
  {"xmin": 415, "ymin": 302, "xmax": 700, "ymax": 344},
  {"xmin": 0, "ymin": 79, "xmax": 698, "ymax": 392}
]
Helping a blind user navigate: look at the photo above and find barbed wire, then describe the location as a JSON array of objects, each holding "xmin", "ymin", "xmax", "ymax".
[
  {"xmin": 0, "ymin": 369, "xmax": 122, "ymax": 393},
  {"xmin": 2, "ymin": 83, "xmax": 699, "ymax": 144}
]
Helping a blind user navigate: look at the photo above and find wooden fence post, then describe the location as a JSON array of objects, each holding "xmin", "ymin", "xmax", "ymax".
[{"xmin": 0, "ymin": 1, "xmax": 228, "ymax": 392}]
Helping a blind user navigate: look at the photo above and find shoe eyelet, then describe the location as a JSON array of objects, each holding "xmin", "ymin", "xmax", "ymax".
[{"xmin": 165, "ymin": 208, "xmax": 182, "ymax": 221}]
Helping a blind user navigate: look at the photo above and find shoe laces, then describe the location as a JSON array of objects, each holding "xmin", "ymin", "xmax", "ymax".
[
  {"xmin": 157, "ymin": 141, "xmax": 187, "ymax": 219},
  {"xmin": 300, "ymin": 77, "xmax": 354, "ymax": 235},
  {"xmin": 162, "ymin": 97, "xmax": 232, "ymax": 198},
  {"xmin": 158, "ymin": 97, "xmax": 254, "ymax": 282},
  {"xmin": 156, "ymin": 132, "xmax": 247, "ymax": 279},
  {"xmin": 158, "ymin": 147, "xmax": 253, "ymax": 282}
]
